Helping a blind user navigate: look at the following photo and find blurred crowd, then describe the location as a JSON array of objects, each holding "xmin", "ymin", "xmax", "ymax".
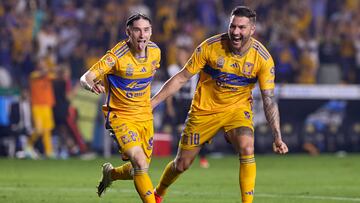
[{"xmin": 1, "ymin": 0, "xmax": 360, "ymax": 158}]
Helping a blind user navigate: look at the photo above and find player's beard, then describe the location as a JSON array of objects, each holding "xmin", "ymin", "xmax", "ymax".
[{"xmin": 230, "ymin": 34, "xmax": 251, "ymax": 53}]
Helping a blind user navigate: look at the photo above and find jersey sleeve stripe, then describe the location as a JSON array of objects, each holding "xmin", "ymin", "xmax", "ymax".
[
  {"xmin": 206, "ymin": 33, "xmax": 228, "ymax": 45},
  {"xmin": 114, "ymin": 44, "xmax": 128, "ymax": 55},
  {"xmin": 116, "ymin": 48, "xmax": 130, "ymax": 58},
  {"xmin": 148, "ymin": 41, "xmax": 159, "ymax": 48},
  {"xmin": 253, "ymin": 42, "xmax": 271, "ymax": 58},
  {"xmin": 252, "ymin": 44, "xmax": 270, "ymax": 60},
  {"xmin": 147, "ymin": 45, "xmax": 159, "ymax": 49},
  {"xmin": 203, "ymin": 64, "xmax": 258, "ymax": 86}
]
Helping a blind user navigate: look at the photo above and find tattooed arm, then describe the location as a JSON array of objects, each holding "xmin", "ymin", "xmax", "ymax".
[{"xmin": 261, "ymin": 89, "xmax": 288, "ymax": 154}]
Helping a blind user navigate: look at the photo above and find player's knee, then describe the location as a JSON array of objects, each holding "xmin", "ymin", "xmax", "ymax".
[
  {"xmin": 239, "ymin": 145, "xmax": 254, "ymax": 155},
  {"xmin": 131, "ymin": 154, "xmax": 149, "ymax": 170}
]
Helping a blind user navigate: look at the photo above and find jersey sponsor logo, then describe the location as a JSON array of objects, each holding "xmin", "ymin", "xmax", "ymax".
[
  {"xmin": 108, "ymin": 75, "xmax": 153, "ymax": 91},
  {"xmin": 215, "ymin": 81, "xmax": 238, "ymax": 91},
  {"xmin": 203, "ymin": 65, "xmax": 257, "ymax": 87},
  {"xmin": 242, "ymin": 62, "xmax": 254, "ymax": 76},
  {"xmin": 126, "ymin": 64, "xmax": 134, "ymax": 76},
  {"xmin": 126, "ymin": 81, "xmax": 151, "ymax": 89},
  {"xmin": 105, "ymin": 56, "xmax": 116, "ymax": 67},
  {"xmin": 141, "ymin": 67, "xmax": 146, "ymax": 72},
  {"xmin": 216, "ymin": 57, "xmax": 225, "ymax": 68},
  {"xmin": 126, "ymin": 91, "xmax": 146, "ymax": 98}
]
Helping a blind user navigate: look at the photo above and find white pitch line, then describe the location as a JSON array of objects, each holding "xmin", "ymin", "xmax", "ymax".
[{"xmin": 1, "ymin": 186, "xmax": 360, "ymax": 202}]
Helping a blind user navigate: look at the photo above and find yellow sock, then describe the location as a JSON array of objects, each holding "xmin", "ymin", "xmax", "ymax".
[
  {"xmin": 155, "ymin": 161, "xmax": 182, "ymax": 197},
  {"xmin": 240, "ymin": 154, "xmax": 256, "ymax": 203},
  {"xmin": 133, "ymin": 168, "xmax": 155, "ymax": 203},
  {"xmin": 42, "ymin": 130, "xmax": 53, "ymax": 157},
  {"xmin": 112, "ymin": 162, "xmax": 133, "ymax": 180}
]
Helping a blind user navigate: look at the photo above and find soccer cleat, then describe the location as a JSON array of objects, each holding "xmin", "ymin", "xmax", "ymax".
[
  {"xmin": 97, "ymin": 162, "xmax": 114, "ymax": 197},
  {"xmin": 154, "ymin": 190, "xmax": 163, "ymax": 203},
  {"xmin": 200, "ymin": 157, "xmax": 210, "ymax": 168}
]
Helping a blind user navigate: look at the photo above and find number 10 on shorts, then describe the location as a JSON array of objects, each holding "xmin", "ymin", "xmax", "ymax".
[{"xmin": 181, "ymin": 133, "xmax": 200, "ymax": 145}]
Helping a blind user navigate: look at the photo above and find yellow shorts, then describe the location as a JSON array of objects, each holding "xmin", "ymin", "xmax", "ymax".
[
  {"xmin": 107, "ymin": 118, "xmax": 154, "ymax": 162},
  {"xmin": 180, "ymin": 107, "xmax": 253, "ymax": 150},
  {"xmin": 32, "ymin": 105, "xmax": 55, "ymax": 132}
]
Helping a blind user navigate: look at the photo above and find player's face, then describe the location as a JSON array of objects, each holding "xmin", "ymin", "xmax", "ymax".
[
  {"xmin": 228, "ymin": 16, "xmax": 255, "ymax": 51},
  {"xmin": 127, "ymin": 18, "xmax": 152, "ymax": 52}
]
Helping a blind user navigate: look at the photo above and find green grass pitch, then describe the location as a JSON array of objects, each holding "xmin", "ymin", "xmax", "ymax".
[{"xmin": 0, "ymin": 154, "xmax": 359, "ymax": 203}]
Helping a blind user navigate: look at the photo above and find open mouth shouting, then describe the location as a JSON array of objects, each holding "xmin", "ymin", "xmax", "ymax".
[{"xmin": 230, "ymin": 35, "xmax": 243, "ymax": 46}]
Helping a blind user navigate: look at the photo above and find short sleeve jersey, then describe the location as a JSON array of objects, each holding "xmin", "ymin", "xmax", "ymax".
[
  {"xmin": 184, "ymin": 33, "xmax": 275, "ymax": 115},
  {"xmin": 88, "ymin": 40, "xmax": 161, "ymax": 121}
]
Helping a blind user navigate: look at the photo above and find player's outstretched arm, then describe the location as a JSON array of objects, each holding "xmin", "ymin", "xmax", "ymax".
[
  {"xmin": 261, "ymin": 89, "xmax": 288, "ymax": 154},
  {"xmin": 80, "ymin": 70, "xmax": 105, "ymax": 95},
  {"xmin": 151, "ymin": 67, "xmax": 193, "ymax": 109}
]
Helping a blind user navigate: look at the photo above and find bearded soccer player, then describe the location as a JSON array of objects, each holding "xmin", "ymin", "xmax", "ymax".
[
  {"xmin": 151, "ymin": 6, "xmax": 288, "ymax": 203},
  {"xmin": 80, "ymin": 13, "xmax": 160, "ymax": 203}
]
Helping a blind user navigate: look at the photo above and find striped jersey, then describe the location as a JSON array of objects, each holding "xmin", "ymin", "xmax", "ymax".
[
  {"xmin": 88, "ymin": 39, "xmax": 161, "ymax": 121},
  {"xmin": 184, "ymin": 33, "xmax": 275, "ymax": 114}
]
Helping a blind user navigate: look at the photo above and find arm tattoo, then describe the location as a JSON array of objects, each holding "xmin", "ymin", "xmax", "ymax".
[{"xmin": 261, "ymin": 89, "xmax": 281, "ymax": 140}]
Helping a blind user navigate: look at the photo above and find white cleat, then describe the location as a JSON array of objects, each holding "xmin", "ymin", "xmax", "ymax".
[{"xmin": 97, "ymin": 162, "xmax": 114, "ymax": 197}]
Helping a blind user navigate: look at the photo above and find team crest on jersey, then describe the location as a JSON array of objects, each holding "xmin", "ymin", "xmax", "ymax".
[
  {"xmin": 126, "ymin": 64, "xmax": 134, "ymax": 76},
  {"xmin": 141, "ymin": 67, "xmax": 146, "ymax": 72},
  {"xmin": 242, "ymin": 62, "xmax": 254, "ymax": 76},
  {"xmin": 216, "ymin": 57, "xmax": 225, "ymax": 68},
  {"xmin": 105, "ymin": 56, "xmax": 116, "ymax": 67}
]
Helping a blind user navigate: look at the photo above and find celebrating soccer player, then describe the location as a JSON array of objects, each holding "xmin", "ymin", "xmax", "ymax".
[
  {"xmin": 80, "ymin": 13, "xmax": 160, "ymax": 203},
  {"xmin": 151, "ymin": 6, "xmax": 288, "ymax": 203}
]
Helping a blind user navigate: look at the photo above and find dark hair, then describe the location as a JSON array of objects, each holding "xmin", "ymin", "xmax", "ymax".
[
  {"xmin": 231, "ymin": 6, "xmax": 256, "ymax": 23},
  {"xmin": 126, "ymin": 13, "xmax": 152, "ymax": 27}
]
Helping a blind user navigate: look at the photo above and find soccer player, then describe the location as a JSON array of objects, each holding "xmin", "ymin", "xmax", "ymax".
[
  {"xmin": 151, "ymin": 6, "xmax": 288, "ymax": 203},
  {"xmin": 80, "ymin": 13, "xmax": 160, "ymax": 203}
]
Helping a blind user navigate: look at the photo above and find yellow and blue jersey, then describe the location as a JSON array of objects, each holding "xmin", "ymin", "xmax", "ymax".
[
  {"xmin": 185, "ymin": 33, "xmax": 275, "ymax": 115},
  {"xmin": 88, "ymin": 39, "xmax": 161, "ymax": 122}
]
